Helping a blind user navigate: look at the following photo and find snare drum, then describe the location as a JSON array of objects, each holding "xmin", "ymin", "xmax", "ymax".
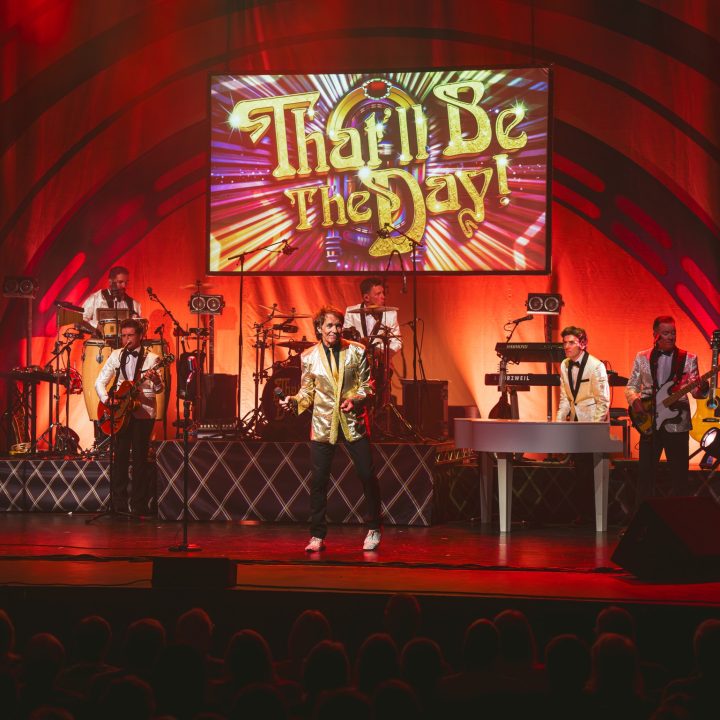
[
  {"xmin": 142, "ymin": 339, "xmax": 171, "ymax": 421},
  {"xmin": 82, "ymin": 340, "xmax": 112, "ymax": 420}
]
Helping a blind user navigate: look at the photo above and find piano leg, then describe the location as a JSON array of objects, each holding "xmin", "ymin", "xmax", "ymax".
[
  {"xmin": 478, "ymin": 452, "xmax": 493, "ymax": 524},
  {"xmin": 497, "ymin": 454, "xmax": 513, "ymax": 533},
  {"xmin": 593, "ymin": 453, "xmax": 609, "ymax": 532}
]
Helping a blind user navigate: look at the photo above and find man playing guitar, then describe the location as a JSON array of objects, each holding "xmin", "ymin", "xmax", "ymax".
[
  {"xmin": 625, "ymin": 315, "xmax": 708, "ymax": 508},
  {"xmin": 95, "ymin": 318, "xmax": 164, "ymax": 514}
]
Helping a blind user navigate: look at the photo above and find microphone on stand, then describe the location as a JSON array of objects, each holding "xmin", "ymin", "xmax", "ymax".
[
  {"xmin": 154, "ymin": 324, "xmax": 164, "ymax": 335},
  {"xmin": 510, "ymin": 315, "xmax": 534, "ymax": 324},
  {"xmin": 377, "ymin": 223, "xmax": 395, "ymax": 239},
  {"xmin": 281, "ymin": 241, "xmax": 299, "ymax": 255},
  {"xmin": 147, "ymin": 287, "xmax": 154, "ymax": 296}
]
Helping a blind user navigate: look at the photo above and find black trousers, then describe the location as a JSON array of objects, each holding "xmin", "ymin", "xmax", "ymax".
[
  {"xmin": 112, "ymin": 417, "xmax": 154, "ymax": 513},
  {"xmin": 309, "ymin": 434, "xmax": 381, "ymax": 539},
  {"xmin": 637, "ymin": 428, "xmax": 689, "ymax": 507}
]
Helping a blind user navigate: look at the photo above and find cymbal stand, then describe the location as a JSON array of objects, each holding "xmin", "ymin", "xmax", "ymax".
[
  {"xmin": 239, "ymin": 317, "xmax": 274, "ymax": 438},
  {"xmin": 38, "ymin": 331, "xmax": 83, "ymax": 454},
  {"xmin": 146, "ymin": 289, "xmax": 188, "ymax": 438},
  {"xmin": 373, "ymin": 332, "xmax": 425, "ymax": 441}
]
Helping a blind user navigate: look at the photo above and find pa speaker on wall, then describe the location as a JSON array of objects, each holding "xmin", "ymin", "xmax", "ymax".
[{"xmin": 611, "ymin": 497, "xmax": 720, "ymax": 581}]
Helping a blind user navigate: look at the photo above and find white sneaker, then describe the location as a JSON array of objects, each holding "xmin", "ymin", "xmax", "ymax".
[
  {"xmin": 305, "ymin": 536, "xmax": 325, "ymax": 552},
  {"xmin": 363, "ymin": 529, "xmax": 381, "ymax": 551}
]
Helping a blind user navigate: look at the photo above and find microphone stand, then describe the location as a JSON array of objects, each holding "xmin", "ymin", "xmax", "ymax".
[
  {"xmin": 382, "ymin": 225, "xmax": 426, "ymax": 436},
  {"xmin": 169, "ymin": 397, "xmax": 201, "ymax": 552},
  {"xmin": 227, "ymin": 236, "xmax": 289, "ymax": 437},
  {"xmin": 146, "ymin": 289, "xmax": 187, "ymax": 438}
]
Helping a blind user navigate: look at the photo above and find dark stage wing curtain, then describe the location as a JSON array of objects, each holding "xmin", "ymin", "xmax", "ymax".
[{"xmin": 1, "ymin": 0, "xmax": 718, "ymax": 452}]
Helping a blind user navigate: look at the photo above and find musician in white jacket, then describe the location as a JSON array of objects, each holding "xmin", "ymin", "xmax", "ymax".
[
  {"xmin": 556, "ymin": 325, "xmax": 610, "ymax": 525},
  {"xmin": 625, "ymin": 315, "xmax": 707, "ymax": 506},
  {"xmin": 95, "ymin": 318, "xmax": 164, "ymax": 514}
]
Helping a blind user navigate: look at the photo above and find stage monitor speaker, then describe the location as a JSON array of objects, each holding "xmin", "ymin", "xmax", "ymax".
[
  {"xmin": 151, "ymin": 557, "xmax": 236, "ymax": 588},
  {"xmin": 611, "ymin": 497, "xmax": 720, "ymax": 581},
  {"xmin": 198, "ymin": 373, "xmax": 237, "ymax": 421},
  {"xmin": 401, "ymin": 380, "xmax": 448, "ymax": 439}
]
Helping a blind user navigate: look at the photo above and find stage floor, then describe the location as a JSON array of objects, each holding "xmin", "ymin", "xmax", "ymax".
[{"xmin": 1, "ymin": 515, "xmax": 719, "ymax": 606}]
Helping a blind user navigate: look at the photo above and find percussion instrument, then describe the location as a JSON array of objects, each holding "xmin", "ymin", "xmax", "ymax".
[
  {"xmin": 99, "ymin": 319, "xmax": 120, "ymax": 340},
  {"xmin": 276, "ymin": 339, "xmax": 315, "ymax": 352},
  {"xmin": 81, "ymin": 339, "xmax": 172, "ymax": 421},
  {"xmin": 142, "ymin": 339, "xmax": 172, "ymax": 421},
  {"xmin": 82, "ymin": 340, "xmax": 112, "ymax": 421}
]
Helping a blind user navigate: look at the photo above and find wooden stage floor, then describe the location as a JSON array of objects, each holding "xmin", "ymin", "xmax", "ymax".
[{"xmin": 1, "ymin": 514, "xmax": 719, "ymax": 607}]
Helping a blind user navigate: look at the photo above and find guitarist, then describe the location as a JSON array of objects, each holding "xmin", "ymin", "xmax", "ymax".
[
  {"xmin": 625, "ymin": 315, "xmax": 708, "ymax": 508},
  {"xmin": 95, "ymin": 318, "xmax": 164, "ymax": 514}
]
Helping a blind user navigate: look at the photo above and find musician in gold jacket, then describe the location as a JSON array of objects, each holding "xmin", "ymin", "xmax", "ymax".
[
  {"xmin": 625, "ymin": 315, "xmax": 707, "ymax": 506},
  {"xmin": 95, "ymin": 318, "xmax": 163, "ymax": 515},
  {"xmin": 280, "ymin": 306, "xmax": 382, "ymax": 553}
]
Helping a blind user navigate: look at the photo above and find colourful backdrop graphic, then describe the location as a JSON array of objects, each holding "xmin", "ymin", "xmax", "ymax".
[
  {"xmin": 209, "ymin": 69, "xmax": 550, "ymax": 274},
  {"xmin": 0, "ymin": 1, "xmax": 718, "ymax": 456}
]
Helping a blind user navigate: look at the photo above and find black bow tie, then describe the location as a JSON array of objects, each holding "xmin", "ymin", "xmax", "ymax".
[
  {"xmin": 126, "ymin": 350, "xmax": 139, "ymax": 358},
  {"xmin": 569, "ymin": 360, "xmax": 581, "ymax": 368},
  {"xmin": 659, "ymin": 350, "xmax": 673, "ymax": 357}
]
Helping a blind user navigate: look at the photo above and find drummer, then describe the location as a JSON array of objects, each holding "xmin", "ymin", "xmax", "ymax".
[
  {"xmin": 81, "ymin": 266, "xmax": 142, "ymax": 336},
  {"xmin": 343, "ymin": 277, "xmax": 402, "ymax": 356}
]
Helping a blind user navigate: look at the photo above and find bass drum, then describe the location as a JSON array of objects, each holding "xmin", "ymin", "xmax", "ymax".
[
  {"xmin": 142, "ymin": 339, "xmax": 172, "ymax": 422},
  {"xmin": 260, "ymin": 361, "xmax": 310, "ymax": 440},
  {"xmin": 82, "ymin": 340, "xmax": 112, "ymax": 421}
]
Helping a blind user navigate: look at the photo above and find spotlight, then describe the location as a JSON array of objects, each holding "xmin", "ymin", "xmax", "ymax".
[
  {"xmin": 188, "ymin": 294, "xmax": 225, "ymax": 315},
  {"xmin": 526, "ymin": 293, "xmax": 563, "ymax": 315},
  {"xmin": 701, "ymin": 428, "xmax": 720, "ymax": 457},
  {"xmin": 2, "ymin": 276, "xmax": 39, "ymax": 298}
]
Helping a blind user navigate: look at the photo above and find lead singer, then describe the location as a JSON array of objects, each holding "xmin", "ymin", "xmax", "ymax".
[{"xmin": 280, "ymin": 306, "xmax": 382, "ymax": 552}]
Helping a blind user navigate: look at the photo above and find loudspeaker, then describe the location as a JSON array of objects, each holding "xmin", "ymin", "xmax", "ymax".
[
  {"xmin": 198, "ymin": 374, "xmax": 237, "ymax": 421},
  {"xmin": 611, "ymin": 497, "xmax": 720, "ymax": 581},
  {"xmin": 401, "ymin": 380, "xmax": 448, "ymax": 439},
  {"xmin": 151, "ymin": 557, "xmax": 236, "ymax": 588}
]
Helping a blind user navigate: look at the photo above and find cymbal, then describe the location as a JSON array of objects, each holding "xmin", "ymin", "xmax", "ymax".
[
  {"xmin": 274, "ymin": 313, "xmax": 311, "ymax": 319},
  {"xmin": 276, "ymin": 340, "xmax": 315, "ymax": 351},
  {"xmin": 347, "ymin": 305, "xmax": 398, "ymax": 314},
  {"xmin": 180, "ymin": 282, "xmax": 214, "ymax": 290}
]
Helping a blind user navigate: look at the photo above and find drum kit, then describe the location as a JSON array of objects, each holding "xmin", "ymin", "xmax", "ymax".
[{"xmin": 242, "ymin": 303, "xmax": 408, "ymax": 440}]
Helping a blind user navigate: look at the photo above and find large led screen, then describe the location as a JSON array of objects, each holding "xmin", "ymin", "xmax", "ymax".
[{"xmin": 209, "ymin": 68, "xmax": 551, "ymax": 274}]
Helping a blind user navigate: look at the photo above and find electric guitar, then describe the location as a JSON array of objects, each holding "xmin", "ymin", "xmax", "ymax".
[
  {"xmin": 690, "ymin": 330, "xmax": 720, "ymax": 442},
  {"xmin": 629, "ymin": 365, "xmax": 718, "ymax": 437},
  {"xmin": 97, "ymin": 353, "xmax": 174, "ymax": 435}
]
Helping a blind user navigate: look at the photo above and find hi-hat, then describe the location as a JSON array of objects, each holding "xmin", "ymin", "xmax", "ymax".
[
  {"xmin": 347, "ymin": 305, "xmax": 398, "ymax": 314},
  {"xmin": 276, "ymin": 339, "xmax": 315, "ymax": 351},
  {"xmin": 181, "ymin": 282, "xmax": 214, "ymax": 290},
  {"xmin": 258, "ymin": 304, "xmax": 310, "ymax": 319}
]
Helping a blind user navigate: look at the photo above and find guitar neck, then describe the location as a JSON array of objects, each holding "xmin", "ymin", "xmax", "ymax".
[{"xmin": 664, "ymin": 366, "xmax": 717, "ymax": 406}]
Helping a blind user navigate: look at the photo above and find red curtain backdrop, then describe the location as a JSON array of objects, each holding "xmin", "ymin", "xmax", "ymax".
[{"xmin": 1, "ymin": 0, "xmax": 718, "ymax": 454}]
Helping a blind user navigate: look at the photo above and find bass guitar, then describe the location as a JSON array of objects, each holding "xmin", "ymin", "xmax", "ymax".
[
  {"xmin": 629, "ymin": 365, "xmax": 717, "ymax": 437},
  {"xmin": 97, "ymin": 353, "xmax": 175, "ymax": 435},
  {"xmin": 691, "ymin": 330, "xmax": 720, "ymax": 442}
]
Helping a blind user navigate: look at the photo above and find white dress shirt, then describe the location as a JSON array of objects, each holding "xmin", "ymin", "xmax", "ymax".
[
  {"xmin": 82, "ymin": 289, "xmax": 142, "ymax": 327},
  {"xmin": 343, "ymin": 303, "xmax": 402, "ymax": 355}
]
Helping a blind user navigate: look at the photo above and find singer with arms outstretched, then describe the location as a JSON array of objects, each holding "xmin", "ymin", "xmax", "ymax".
[
  {"xmin": 95, "ymin": 318, "xmax": 163, "ymax": 514},
  {"xmin": 279, "ymin": 306, "xmax": 382, "ymax": 553}
]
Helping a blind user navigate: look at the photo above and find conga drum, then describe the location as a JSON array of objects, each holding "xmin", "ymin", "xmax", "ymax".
[
  {"xmin": 142, "ymin": 339, "xmax": 171, "ymax": 421},
  {"xmin": 81, "ymin": 340, "xmax": 112, "ymax": 421}
]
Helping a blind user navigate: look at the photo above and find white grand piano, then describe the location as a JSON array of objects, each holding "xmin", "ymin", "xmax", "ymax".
[{"xmin": 454, "ymin": 419, "xmax": 623, "ymax": 533}]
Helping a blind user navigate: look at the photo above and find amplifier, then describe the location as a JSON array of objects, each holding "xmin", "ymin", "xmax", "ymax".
[{"xmin": 401, "ymin": 380, "xmax": 448, "ymax": 439}]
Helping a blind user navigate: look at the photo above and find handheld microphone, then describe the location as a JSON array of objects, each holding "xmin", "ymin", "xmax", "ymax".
[
  {"xmin": 511, "ymin": 315, "xmax": 534, "ymax": 324},
  {"xmin": 273, "ymin": 386, "xmax": 296, "ymax": 414}
]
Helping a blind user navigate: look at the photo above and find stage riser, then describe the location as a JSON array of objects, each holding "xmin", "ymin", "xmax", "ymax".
[
  {"xmin": 155, "ymin": 440, "xmax": 437, "ymax": 526},
  {"xmin": 3, "ymin": 450, "xmax": 719, "ymax": 524}
]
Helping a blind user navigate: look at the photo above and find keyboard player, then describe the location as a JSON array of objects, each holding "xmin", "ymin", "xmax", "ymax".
[{"xmin": 556, "ymin": 325, "xmax": 610, "ymax": 524}]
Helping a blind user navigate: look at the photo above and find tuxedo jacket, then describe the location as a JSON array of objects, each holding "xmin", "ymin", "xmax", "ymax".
[
  {"xmin": 292, "ymin": 340, "xmax": 373, "ymax": 444},
  {"xmin": 556, "ymin": 352, "xmax": 610, "ymax": 422},
  {"xmin": 624, "ymin": 347, "xmax": 702, "ymax": 432}
]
